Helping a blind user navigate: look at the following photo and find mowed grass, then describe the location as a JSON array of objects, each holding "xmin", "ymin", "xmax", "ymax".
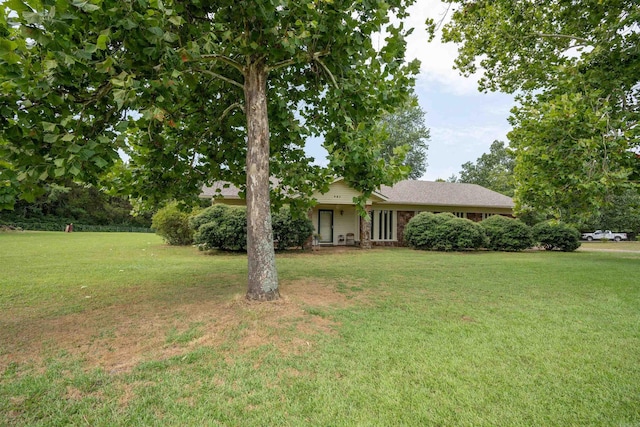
[{"xmin": 1, "ymin": 232, "xmax": 639, "ymax": 426}]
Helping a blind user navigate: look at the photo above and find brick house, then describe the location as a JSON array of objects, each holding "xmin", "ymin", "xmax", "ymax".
[{"xmin": 201, "ymin": 178, "xmax": 514, "ymax": 248}]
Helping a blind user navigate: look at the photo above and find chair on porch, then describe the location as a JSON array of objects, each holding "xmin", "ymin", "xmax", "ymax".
[
  {"xmin": 346, "ymin": 233, "xmax": 355, "ymax": 246},
  {"xmin": 338, "ymin": 234, "xmax": 345, "ymax": 245}
]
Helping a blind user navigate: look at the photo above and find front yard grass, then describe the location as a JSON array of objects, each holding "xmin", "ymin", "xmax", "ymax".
[{"xmin": 1, "ymin": 232, "xmax": 639, "ymax": 426}]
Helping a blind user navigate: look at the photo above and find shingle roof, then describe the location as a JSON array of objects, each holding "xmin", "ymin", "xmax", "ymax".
[
  {"xmin": 202, "ymin": 179, "xmax": 514, "ymax": 209},
  {"xmin": 200, "ymin": 182, "xmax": 242, "ymax": 199},
  {"xmin": 378, "ymin": 180, "xmax": 514, "ymax": 208}
]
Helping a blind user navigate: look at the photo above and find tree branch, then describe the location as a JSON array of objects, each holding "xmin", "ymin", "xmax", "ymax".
[
  {"xmin": 533, "ymin": 33, "xmax": 592, "ymax": 45},
  {"xmin": 315, "ymin": 57, "xmax": 338, "ymax": 89},
  {"xmin": 266, "ymin": 50, "xmax": 330, "ymax": 72},
  {"xmin": 199, "ymin": 54, "xmax": 244, "ymax": 73},
  {"xmin": 220, "ymin": 102, "xmax": 244, "ymax": 121},
  {"xmin": 199, "ymin": 69, "xmax": 244, "ymax": 90}
]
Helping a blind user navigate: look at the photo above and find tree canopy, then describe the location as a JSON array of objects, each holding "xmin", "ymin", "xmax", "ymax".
[
  {"xmin": 1, "ymin": 0, "xmax": 425, "ymax": 299},
  {"xmin": 443, "ymin": 0, "xmax": 639, "ymax": 220},
  {"xmin": 456, "ymin": 140, "xmax": 514, "ymax": 197},
  {"xmin": 379, "ymin": 96, "xmax": 430, "ymax": 180}
]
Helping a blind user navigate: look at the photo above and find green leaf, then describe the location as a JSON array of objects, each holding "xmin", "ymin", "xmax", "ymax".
[
  {"xmin": 43, "ymin": 133, "xmax": 59, "ymax": 143},
  {"xmin": 44, "ymin": 60, "xmax": 58, "ymax": 71},
  {"xmin": 93, "ymin": 156, "xmax": 108, "ymax": 168},
  {"xmin": 68, "ymin": 165, "xmax": 81, "ymax": 176},
  {"xmin": 97, "ymin": 33, "xmax": 109, "ymax": 50},
  {"xmin": 42, "ymin": 122, "xmax": 57, "ymax": 132}
]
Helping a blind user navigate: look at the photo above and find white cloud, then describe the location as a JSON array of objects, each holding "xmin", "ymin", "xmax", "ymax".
[{"xmin": 403, "ymin": 1, "xmax": 484, "ymax": 96}]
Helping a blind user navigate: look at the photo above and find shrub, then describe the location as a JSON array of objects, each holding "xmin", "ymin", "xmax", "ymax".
[
  {"xmin": 272, "ymin": 208, "xmax": 315, "ymax": 250},
  {"xmin": 192, "ymin": 205, "xmax": 247, "ymax": 251},
  {"xmin": 481, "ymin": 215, "xmax": 534, "ymax": 251},
  {"xmin": 404, "ymin": 212, "xmax": 452, "ymax": 250},
  {"xmin": 192, "ymin": 205, "xmax": 314, "ymax": 252},
  {"xmin": 404, "ymin": 212, "xmax": 487, "ymax": 251},
  {"xmin": 532, "ymin": 221, "xmax": 581, "ymax": 252},
  {"xmin": 151, "ymin": 202, "xmax": 193, "ymax": 245},
  {"xmin": 189, "ymin": 204, "xmax": 229, "ymax": 231}
]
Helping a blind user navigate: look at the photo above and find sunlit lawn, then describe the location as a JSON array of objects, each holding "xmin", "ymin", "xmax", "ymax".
[{"xmin": 1, "ymin": 231, "xmax": 639, "ymax": 426}]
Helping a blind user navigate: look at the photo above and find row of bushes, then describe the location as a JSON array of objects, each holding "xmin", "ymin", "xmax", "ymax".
[
  {"xmin": 1, "ymin": 221, "xmax": 153, "ymax": 233},
  {"xmin": 152, "ymin": 202, "xmax": 314, "ymax": 251},
  {"xmin": 404, "ymin": 213, "xmax": 581, "ymax": 252}
]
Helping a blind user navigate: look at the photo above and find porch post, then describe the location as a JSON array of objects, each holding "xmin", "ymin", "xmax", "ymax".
[{"xmin": 360, "ymin": 205, "xmax": 372, "ymax": 249}]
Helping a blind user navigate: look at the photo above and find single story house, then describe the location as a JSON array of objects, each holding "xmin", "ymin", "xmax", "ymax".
[{"xmin": 201, "ymin": 178, "xmax": 514, "ymax": 247}]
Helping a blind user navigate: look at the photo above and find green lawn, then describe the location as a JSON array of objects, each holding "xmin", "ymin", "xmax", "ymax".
[{"xmin": 1, "ymin": 232, "xmax": 639, "ymax": 426}]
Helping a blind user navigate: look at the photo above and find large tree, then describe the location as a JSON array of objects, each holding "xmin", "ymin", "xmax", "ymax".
[
  {"xmin": 1, "ymin": 0, "xmax": 423, "ymax": 300},
  {"xmin": 457, "ymin": 140, "xmax": 514, "ymax": 196},
  {"xmin": 443, "ymin": 0, "xmax": 639, "ymax": 220},
  {"xmin": 379, "ymin": 96, "xmax": 430, "ymax": 179}
]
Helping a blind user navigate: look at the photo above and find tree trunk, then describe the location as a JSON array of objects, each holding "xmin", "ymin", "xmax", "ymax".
[{"xmin": 244, "ymin": 60, "xmax": 280, "ymax": 301}]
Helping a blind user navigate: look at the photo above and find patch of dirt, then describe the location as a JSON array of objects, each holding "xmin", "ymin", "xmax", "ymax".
[{"xmin": 0, "ymin": 279, "xmax": 358, "ymax": 374}]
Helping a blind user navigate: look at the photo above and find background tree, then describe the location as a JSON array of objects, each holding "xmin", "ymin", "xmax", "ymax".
[
  {"xmin": 379, "ymin": 96, "xmax": 430, "ymax": 179},
  {"xmin": 457, "ymin": 140, "xmax": 514, "ymax": 196},
  {"xmin": 1, "ymin": 0, "xmax": 426, "ymax": 300},
  {"xmin": 0, "ymin": 182, "xmax": 152, "ymax": 227},
  {"xmin": 443, "ymin": 0, "xmax": 639, "ymax": 219},
  {"xmin": 579, "ymin": 189, "xmax": 640, "ymax": 233}
]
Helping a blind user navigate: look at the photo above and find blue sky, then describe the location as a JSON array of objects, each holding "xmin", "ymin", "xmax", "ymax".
[{"xmin": 304, "ymin": 1, "xmax": 516, "ymax": 181}]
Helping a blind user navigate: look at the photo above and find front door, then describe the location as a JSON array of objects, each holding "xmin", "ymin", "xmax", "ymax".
[{"xmin": 318, "ymin": 210, "xmax": 333, "ymax": 243}]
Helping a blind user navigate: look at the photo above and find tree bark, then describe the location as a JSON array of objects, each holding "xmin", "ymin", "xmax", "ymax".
[{"xmin": 244, "ymin": 60, "xmax": 280, "ymax": 301}]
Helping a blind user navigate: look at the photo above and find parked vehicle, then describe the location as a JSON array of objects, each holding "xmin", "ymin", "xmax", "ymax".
[{"xmin": 581, "ymin": 230, "xmax": 628, "ymax": 241}]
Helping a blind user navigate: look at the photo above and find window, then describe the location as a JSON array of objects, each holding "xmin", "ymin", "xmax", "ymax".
[
  {"xmin": 453, "ymin": 212, "xmax": 467, "ymax": 218},
  {"xmin": 371, "ymin": 210, "xmax": 395, "ymax": 241},
  {"xmin": 482, "ymin": 213, "xmax": 495, "ymax": 220}
]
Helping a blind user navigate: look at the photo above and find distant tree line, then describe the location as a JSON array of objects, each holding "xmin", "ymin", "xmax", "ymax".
[{"xmin": 0, "ymin": 182, "xmax": 153, "ymax": 229}]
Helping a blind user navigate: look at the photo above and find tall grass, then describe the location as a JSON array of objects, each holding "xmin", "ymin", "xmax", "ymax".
[{"xmin": 1, "ymin": 232, "xmax": 639, "ymax": 426}]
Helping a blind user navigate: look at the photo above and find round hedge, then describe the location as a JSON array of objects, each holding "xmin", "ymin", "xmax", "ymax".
[
  {"xmin": 532, "ymin": 221, "xmax": 581, "ymax": 252},
  {"xmin": 404, "ymin": 212, "xmax": 487, "ymax": 251},
  {"xmin": 481, "ymin": 215, "xmax": 534, "ymax": 252},
  {"xmin": 151, "ymin": 202, "xmax": 194, "ymax": 246}
]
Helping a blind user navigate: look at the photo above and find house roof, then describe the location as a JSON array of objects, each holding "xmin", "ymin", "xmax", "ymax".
[
  {"xmin": 378, "ymin": 180, "xmax": 514, "ymax": 209},
  {"xmin": 201, "ymin": 182, "xmax": 242, "ymax": 199},
  {"xmin": 201, "ymin": 179, "xmax": 514, "ymax": 209}
]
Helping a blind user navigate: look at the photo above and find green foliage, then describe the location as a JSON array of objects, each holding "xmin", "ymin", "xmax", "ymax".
[
  {"xmin": 457, "ymin": 140, "xmax": 515, "ymax": 197},
  {"xmin": 532, "ymin": 222, "xmax": 581, "ymax": 252},
  {"xmin": 404, "ymin": 212, "xmax": 486, "ymax": 251},
  {"xmin": 578, "ymin": 189, "xmax": 640, "ymax": 233},
  {"xmin": 0, "ymin": 0, "xmax": 423, "ymax": 210},
  {"xmin": 443, "ymin": 0, "xmax": 639, "ymax": 217},
  {"xmin": 272, "ymin": 207, "xmax": 315, "ymax": 250},
  {"xmin": 481, "ymin": 215, "xmax": 533, "ymax": 252},
  {"xmin": 191, "ymin": 205, "xmax": 314, "ymax": 252},
  {"xmin": 0, "ymin": 182, "xmax": 152, "ymax": 227},
  {"xmin": 188, "ymin": 204, "xmax": 229, "ymax": 233},
  {"xmin": 192, "ymin": 205, "xmax": 247, "ymax": 252},
  {"xmin": 379, "ymin": 95, "xmax": 430, "ymax": 180},
  {"xmin": 510, "ymin": 91, "xmax": 635, "ymax": 221},
  {"xmin": 151, "ymin": 202, "xmax": 193, "ymax": 246}
]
